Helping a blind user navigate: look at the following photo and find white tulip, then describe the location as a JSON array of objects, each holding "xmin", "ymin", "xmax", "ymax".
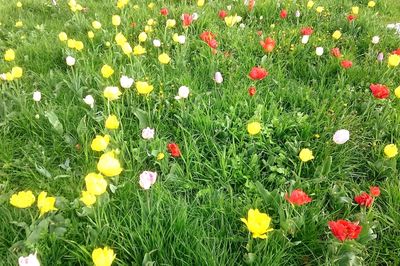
[
  {"xmin": 175, "ymin": 86, "xmax": 190, "ymax": 100},
  {"xmin": 214, "ymin": 72, "xmax": 223, "ymax": 84},
  {"xmin": 83, "ymin": 95, "xmax": 94, "ymax": 108},
  {"xmin": 33, "ymin": 91, "xmax": 41, "ymax": 102},
  {"xmin": 301, "ymin": 35, "xmax": 310, "ymax": 44},
  {"xmin": 153, "ymin": 39, "xmax": 161, "ymax": 47},
  {"xmin": 178, "ymin": 35, "xmax": 186, "ymax": 44},
  {"xmin": 66, "ymin": 56, "xmax": 75, "ymax": 66},
  {"xmin": 120, "ymin": 75, "xmax": 134, "ymax": 89},
  {"xmin": 316, "ymin": 47, "xmax": 324, "ymax": 56},
  {"xmin": 371, "ymin": 36, "xmax": 380, "ymax": 44},
  {"xmin": 192, "ymin": 12, "xmax": 199, "ymax": 20},
  {"xmin": 19, "ymin": 253, "xmax": 40, "ymax": 266},
  {"xmin": 333, "ymin": 129, "xmax": 350, "ymax": 144}
]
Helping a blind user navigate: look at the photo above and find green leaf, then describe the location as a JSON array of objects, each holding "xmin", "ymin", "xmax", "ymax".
[
  {"xmin": 134, "ymin": 108, "xmax": 149, "ymax": 128},
  {"xmin": 35, "ymin": 163, "xmax": 52, "ymax": 178},
  {"xmin": 44, "ymin": 111, "xmax": 64, "ymax": 135}
]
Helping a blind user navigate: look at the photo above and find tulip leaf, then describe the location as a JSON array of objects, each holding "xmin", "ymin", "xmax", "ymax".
[
  {"xmin": 44, "ymin": 110, "xmax": 64, "ymax": 135},
  {"xmin": 35, "ymin": 163, "xmax": 52, "ymax": 178},
  {"xmin": 133, "ymin": 108, "xmax": 149, "ymax": 128}
]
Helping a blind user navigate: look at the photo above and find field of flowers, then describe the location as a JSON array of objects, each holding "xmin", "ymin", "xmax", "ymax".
[{"xmin": 1, "ymin": 0, "xmax": 400, "ymax": 265}]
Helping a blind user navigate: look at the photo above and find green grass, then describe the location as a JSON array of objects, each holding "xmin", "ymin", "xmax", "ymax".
[{"xmin": 0, "ymin": 0, "xmax": 400, "ymax": 265}]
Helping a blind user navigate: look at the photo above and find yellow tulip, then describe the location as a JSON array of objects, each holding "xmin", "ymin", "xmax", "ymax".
[
  {"xmin": 11, "ymin": 67, "xmax": 23, "ymax": 79},
  {"xmin": 15, "ymin": 21, "xmax": 23, "ymax": 27},
  {"xmin": 138, "ymin": 32, "xmax": 147, "ymax": 43},
  {"xmin": 97, "ymin": 151, "xmax": 123, "ymax": 177},
  {"xmin": 332, "ymin": 30, "xmax": 342, "ymax": 40},
  {"xmin": 112, "ymin": 15, "xmax": 121, "ymax": 26},
  {"xmin": 105, "ymin": 115, "xmax": 119, "ymax": 129},
  {"xmin": 75, "ymin": 41, "xmax": 84, "ymax": 51},
  {"xmin": 80, "ymin": 190, "xmax": 96, "ymax": 206},
  {"xmin": 115, "ymin": 33, "xmax": 127, "ymax": 46},
  {"xmin": 299, "ymin": 148, "xmax": 314, "ymax": 162},
  {"xmin": 121, "ymin": 42, "xmax": 132, "ymax": 55},
  {"xmin": 67, "ymin": 39, "xmax": 77, "ymax": 49},
  {"xmin": 136, "ymin": 81, "xmax": 154, "ymax": 95},
  {"xmin": 388, "ymin": 54, "xmax": 400, "ymax": 67},
  {"xmin": 197, "ymin": 0, "xmax": 205, "ymax": 7},
  {"xmin": 88, "ymin": 31, "xmax": 95, "ymax": 39},
  {"xmin": 85, "ymin": 173, "xmax": 107, "ymax": 195},
  {"xmin": 307, "ymin": 1, "xmax": 314, "ymax": 9},
  {"xmin": 92, "ymin": 247, "xmax": 116, "ymax": 266},
  {"xmin": 316, "ymin": 6, "xmax": 324, "ymax": 13},
  {"xmin": 158, "ymin": 53, "xmax": 171, "ymax": 64},
  {"xmin": 10, "ymin": 191, "xmax": 35, "ymax": 208},
  {"xmin": 91, "ymin": 135, "xmax": 110, "ymax": 151},
  {"xmin": 351, "ymin": 6, "xmax": 359, "ymax": 15},
  {"xmin": 395, "ymin": 86, "xmax": 400, "ymax": 98},
  {"xmin": 166, "ymin": 19, "xmax": 176, "ymax": 28},
  {"xmin": 58, "ymin": 32, "xmax": 68, "ymax": 42},
  {"xmin": 101, "ymin": 64, "xmax": 114, "ymax": 78},
  {"xmin": 247, "ymin": 122, "xmax": 261, "ymax": 135},
  {"xmin": 103, "ymin": 87, "xmax": 122, "ymax": 101},
  {"xmin": 368, "ymin": 1, "xmax": 376, "ymax": 8},
  {"xmin": 384, "ymin": 144, "xmax": 398, "ymax": 158},
  {"xmin": 241, "ymin": 209, "xmax": 273, "ymax": 239},
  {"xmin": 37, "ymin": 191, "xmax": 57, "ymax": 216},
  {"xmin": 133, "ymin": 45, "xmax": 146, "ymax": 55},
  {"xmin": 92, "ymin": 21, "xmax": 102, "ymax": 30},
  {"xmin": 4, "ymin": 49, "xmax": 15, "ymax": 61}
]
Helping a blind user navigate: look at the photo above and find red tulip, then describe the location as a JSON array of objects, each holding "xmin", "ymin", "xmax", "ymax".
[
  {"xmin": 160, "ymin": 7, "xmax": 169, "ymax": 16},
  {"xmin": 341, "ymin": 60, "xmax": 353, "ymax": 69},
  {"xmin": 280, "ymin": 9, "xmax": 288, "ymax": 19},
  {"xmin": 370, "ymin": 83, "xmax": 389, "ymax": 99},
  {"xmin": 347, "ymin": 14, "xmax": 356, "ymax": 22},
  {"xmin": 355, "ymin": 192, "xmax": 373, "ymax": 207},
  {"xmin": 248, "ymin": 0, "xmax": 255, "ymax": 11},
  {"xmin": 182, "ymin": 13, "xmax": 193, "ymax": 27},
  {"xmin": 331, "ymin": 48, "xmax": 342, "ymax": 58},
  {"xmin": 370, "ymin": 186, "xmax": 380, "ymax": 197},
  {"xmin": 392, "ymin": 48, "xmax": 400, "ymax": 55},
  {"xmin": 249, "ymin": 67, "xmax": 268, "ymax": 80},
  {"xmin": 167, "ymin": 143, "xmax": 181, "ymax": 157},
  {"xmin": 200, "ymin": 31, "xmax": 218, "ymax": 49},
  {"xmin": 328, "ymin": 220, "xmax": 362, "ymax": 242},
  {"xmin": 248, "ymin": 86, "xmax": 256, "ymax": 96},
  {"xmin": 285, "ymin": 189, "xmax": 312, "ymax": 206},
  {"xmin": 300, "ymin": 27, "xmax": 313, "ymax": 36},
  {"xmin": 260, "ymin": 37, "xmax": 275, "ymax": 53},
  {"xmin": 218, "ymin": 10, "xmax": 227, "ymax": 19}
]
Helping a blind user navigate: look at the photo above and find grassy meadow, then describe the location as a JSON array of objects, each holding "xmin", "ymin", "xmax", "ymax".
[{"xmin": 0, "ymin": 0, "xmax": 400, "ymax": 265}]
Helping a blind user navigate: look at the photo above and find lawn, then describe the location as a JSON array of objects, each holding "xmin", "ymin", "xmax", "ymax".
[{"xmin": 0, "ymin": 0, "xmax": 400, "ymax": 265}]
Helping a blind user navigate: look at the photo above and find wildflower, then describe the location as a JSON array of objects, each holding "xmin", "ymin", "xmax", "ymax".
[
  {"xmin": 83, "ymin": 95, "xmax": 95, "ymax": 108},
  {"xmin": 370, "ymin": 83, "xmax": 389, "ymax": 99},
  {"xmin": 80, "ymin": 190, "xmax": 96, "ymax": 206},
  {"xmin": 15, "ymin": 21, "xmax": 23, "ymax": 27},
  {"xmin": 354, "ymin": 192, "xmax": 373, "ymax": 208},
  {"xmin": 300, "ymin": 27, "xmax": 313, "ymax": 44},
  {"xmin": 121, "ymin": 42, "xmax": 132, "ymax": 55},
  {"xmin": 395, "ymin": 86, "xmax": 400, "ymax": 98},
  {"xmin": 316, "ymin": 47, "xmax": 324, "ymax": 56},
  {"xmin": 92, "ymin": 247, "xmax": 116, "ymax": 266},
  {"xmin": 160, "ymin": 7, "xmax": 168, "ymax": 16},
  {"xmin": 97, "ymin": 151, "xmax": 123, "ymax": 177},
  {"xmin": 218, "ymin": 10, "xmax": 227, "ymax": 19},
  {"xmin": 66, "ymin": 56, "xmax": 76, "ymax": 66},
  {"xmin": 299, "ymin": 148, "xmax": 314, "ymax": 162},
  {"xmin": 285, "ymin": 189, "xmax": 312, "ymax": 206},
  {"xmin": 157, "ymin": 152, "xmax": 165, "ymax": 160},
  {"xmin": 105, "ymin": 115, "xmax": 119, "ymax": 130},
  {"xmin": 58, "ymin": 32, "xmax": 68, "ymax": 42},
  {"xmin": 88, "ymin": 31, "xmax": 94, "ymax": 39},
  {"xmin": 351, "ymin": 6, "xmax": 359, "ymax": 15},
  {"xmin": 91, "ymin": 135, "xmax": 110, "ymax": 152},
  {"xmin": 4, "ymin": 49, "xmax": 15, "ymax": 61},
  {"xmin": 371, "ymin": 36, "xmax": 380, "ymax": 44},
  {"xmin": 260, "ymin": 37, "xmax": 275, "ymax": 53},
  {"xmin": 332, "ymin": 30, "xmax": 342, "ymax": 40},
  {"xmin": 370, "ymin": 186, "xmax": 380, "ymax": 197},
  {"xmin": 10, "ymin": 191, "xmax": 35, "ymax": 208},
  {"xmin": 18, "ymin": 253, "xmax": 40, "ymax": 266},
  {"xmin": 139, "ymin": 171, "xmax": 157, "ymax": 190},
  {"xmin": 295, "ymin": 10, "xmax": 301, "ymax": 17},
  {"xmin": 158, "ymin": 53, "xmax": 171, "ymax": 64},
  {"xmin": 136, "ymin": 81, "xmax": 153, "ymax": 95},
  {"xmin": 11, "ymin": 67, "xmax": 23, "ymax": 79},
  {"xmin": 280, "ymin": 9, "xmax": 288, "ymax": 19},
  {"xmin": 85, "ymin": 173, "xmax": 107, "ymax": 195},
  {"xmin": 368, "ymin": 1, "xmax": 376, "ymax": 8},
  {"xmin": 153, "ymin": 39, "xmax": 161, "ymax": 47},
  {"xmin": 341, "ymin": 60, "xmax": 353, "ymax": 69},
  {"xmin": 92, "ymin": 21, "xmax": 102, "ymax": 29},
  {"xmin": 247, "ymin": 122, "xmax": 261, "ymax": 135},
  {"xmin": 138, "ymin": 32, "xmax": 147, "ymax": 43},
  {"xmin": 120, "ymin": 75, "xmax": 134, "ymax": 89},
  {"xmin": 331, "ymin": 48, "xmax": 341, "ymax": 58},
  {"xmin": 333, "ymin": 129, "xmax": 350, "ymax": 144},
  {"xmin": 112, "ymin": 15, "xmax": 121, "ymax": 26},
  {"xmin": 214, "ymin": 72, "xmax": 223, "ymax": 84},
  {"xmin": 74, "ymin": 41, "xmax": 84, "ymax": 51},
  {"xmin": 115, "ymin": 33, "xmax": 127, "ymax": 46},
  {"xmin": 388, "ymin": 54, "xmax": 400, "ymax": 67},
  {"xmin": 182, "ymin": 13, "xmax": 193, "ymax": 27},
  {"xmin": 142, "ymin": 127, "xmax": 155, "ymax": 140},
  {"xmin": 248, "ymin": 86, "xmax": 256, "ymax": 96},
  {"xmin": 103, "ymin": 86, "xmax": 122, "ymax": 101},
  {"xmin": 133, "ymin": 45, "xmax": 146, "ymax": 55},
  {"xmin": 175, "ymin": 86, "xmax": 190, "ymax": 100},
  {"xmin": 377, "ymin": 52, "xmax": 384, "ymax": 62},
  {"xmin": 328, "ymin": 220, "xmax": 362, "ymax": 242},
  {"xmin": 241, "ymin": 208, "xmax": 273, "ymax": 239},
  {"xmin": 197, "ymin": 0, "xmax": 204, "ymax": 7},
  {"xmin": 384, "ymin": 144, "xmax": 398, "ymax": 158},
  {"xmin": 37, "ymin": 191, "xmax": 57, "ymax": 216},
  {"xmin": 166, "ymin": 19, "xmax": 176, "ymax": 28},
  {"xmin": 167, "ymin": 143, "xmax": 181, "ymax": 157},
  {"xmin": 225, "ymin": 14, "xmax": 242, "ymax": 27},
  {"xmin": 307, "ymin": 1, "xmax": 314, "ymax": 9},
  {"xmin": 249, "ymin": 67, "xmax": 268, "ymax": 80},
  {"xmin": 347, "ymin": 14, "xmax": 356, "ymax": 22},
  {"xmin": 32, "ymin": 91, "xmax": 41, "ymax": 102},
  {"xmin": 101, "ymin": 65, "xmax": 114, "ymax": 78},
  {"xmin": 316, "ymin": 6, "xmax": 324, "ymax": 13}
]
